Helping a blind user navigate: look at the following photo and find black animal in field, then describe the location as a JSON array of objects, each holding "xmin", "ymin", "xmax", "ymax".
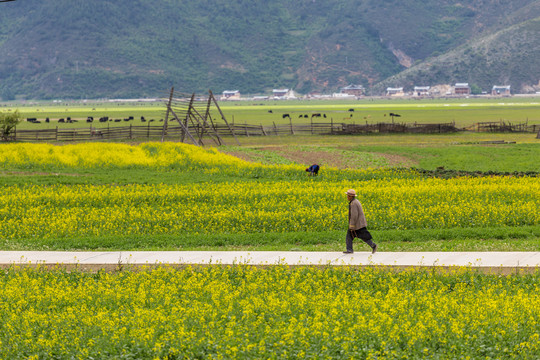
[{"xmin": 282, "ymin": 113, "xmax": 290, "ymax": 119}]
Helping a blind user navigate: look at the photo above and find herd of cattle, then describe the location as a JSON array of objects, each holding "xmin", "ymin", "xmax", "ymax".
[
  {"xmin": 278, "ymin": 108, "xmax": 356, "ymax": 119},
  {"xmin": 26, "ymin": 116, "xmax": 162, "ymax": 124},
  {"xmin": 25, "ymin": 108, "xmax": 384, "ymax": 125}
]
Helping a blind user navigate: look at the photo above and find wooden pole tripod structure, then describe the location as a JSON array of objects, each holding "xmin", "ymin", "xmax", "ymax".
[{"xmin": 161, "ymin": 87, "xmax": 239, "ymax": 146}]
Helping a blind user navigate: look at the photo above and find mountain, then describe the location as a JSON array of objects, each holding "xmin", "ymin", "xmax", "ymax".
[
  {"xmin": 373, "ymin": 15, "xmax": 540, "ymax": 94},
  {"xmin": 0, "ymin": 0, "xmax": 539, "ymax": 99}
]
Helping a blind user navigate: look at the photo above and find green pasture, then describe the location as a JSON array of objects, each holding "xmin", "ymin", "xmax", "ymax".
[
  {"xmin": 3, "ymin": 97, "xmax": 540, "ymax": 130},
  {"xmin": 220, "ymin": 133, "xmax": 540, "ymax": 172}
]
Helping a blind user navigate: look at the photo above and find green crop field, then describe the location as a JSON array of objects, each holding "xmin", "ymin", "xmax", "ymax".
[{"xmin": 3, "ymin": 97, "xmax": 540, "ymax": 130}]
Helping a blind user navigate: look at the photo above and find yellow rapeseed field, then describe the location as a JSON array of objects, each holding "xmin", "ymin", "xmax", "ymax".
[
  {"xmin": 1, "ymin": 142, "xmax": 539, "ymax": 358},
  {"xmin": 0, "ymin": 176, "xmax": 538, "ymax": 240},
  {"xmin": 0, "ymin": 266, "xmax": 539, "ymax": 359},
  {"xmin": 0, "ymin": 142, "xmax": 538, "ymax": 240}
]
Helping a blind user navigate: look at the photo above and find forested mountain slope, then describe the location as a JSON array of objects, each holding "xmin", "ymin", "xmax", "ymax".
[{"xmin": 0, "ymin": 0, "xmax": 539, "ymax": 99}]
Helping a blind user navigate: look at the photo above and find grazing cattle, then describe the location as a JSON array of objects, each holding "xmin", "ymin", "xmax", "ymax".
[
  {"xmin": 304, "ymin": 114, "xmax": 308, "ymax": 118},
  {"xmin": 114, "ymin": 119, "xmax": 122, "ymax": 122},
  {"xmin": 311, "ymin": 113, "xmax": 321, "ymax": 118},
  {"xmin": 323, "ymin": 114, "xmax": 327, "ymax": 118},
  {"xmin": 26, "ymin": 118, "xmax": 37, "ymax": 123},
  {"xmin": 99, "ymin": 116, "xmax": 109, "ymax": 123},
  {"xmin": 298, "ymin": 114, "xmax": 303, "ymax": 118},
  {"xmin": 86, "ymin": 117, "xmax": 94, "ymax": 123},
  {"xmin": 348, "ymin": 108, "xmax": 355, "ymax": 112},
  {"xmin": 45, "ymin": 118, "xmax": 50, "ymax": 123},
  {"xmin": 268, "ymin": 110, "xmax": 273, "ymax": 113},
  {"xmin": 282, "ymin": 113, "xmax": 290, "ymax": 119},
  {"xmin": 141, "ymin": 116, "xmax": 146, "ymax": 122},
  {"xmin": 58, "ymin": 118, "xmax": 65, "ymax": 123}
]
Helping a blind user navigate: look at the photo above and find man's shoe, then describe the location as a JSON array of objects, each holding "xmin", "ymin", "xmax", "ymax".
[
  {"xmin": 371, "ymin": 244, "xmax": 378, "ymax": 254},
  {"xmin": 343, "ymin": 250, "xmax": 354, "ymax": 254}
]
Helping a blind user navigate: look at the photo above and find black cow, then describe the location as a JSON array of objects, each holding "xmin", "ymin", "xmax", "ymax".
[
  {"xmin": 282, "ymin": 113, "xmax": 290, "ymax": 119},
  {"xmin": 311, "ymin": 113, "xmax": 321, "ymax": 118},
  {"xmin": 348, "ymin": 108, "xmax": 355, "ymax": 112},
  {"xmin": 389, "ymin": 112, "xmax": 401, "ymax": 122},
  {"xmin": 99, "ymin": 117, "xmax": 109, "ymax": 123},
  {"xmin": 268, "ymin": 110, "xmax": 273, "ymax": 113},
  {"xmin": 86, "ymin": 117, "xmax": 94, "ymax": 123},
  {"xmin": 58, "ymin": 118, "xmax": 65, "ymax": 123},
  {"xmin": 141, "ymin": 116, "xmax": 146, "ymax": 122}
]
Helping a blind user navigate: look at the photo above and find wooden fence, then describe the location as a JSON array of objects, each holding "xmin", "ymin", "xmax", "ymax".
[{"xmin": 7, "ymin": 120, "xmax": 540, "ymax": 143}]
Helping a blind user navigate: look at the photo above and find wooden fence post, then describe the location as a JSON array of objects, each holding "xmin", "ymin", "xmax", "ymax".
[
  {"xmin": 129, "ymin": 124, "xmax": 132, "ymax": 139},
  {"xmin": 290, "ymin": 118, "xmax": 294, "ymax": 135},
  {"xmin": 55, "ymin": 126, "xmax": 58, "ymax": 141}
]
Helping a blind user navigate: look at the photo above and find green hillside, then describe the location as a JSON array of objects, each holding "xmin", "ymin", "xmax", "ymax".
[
  {"xmin": 0, "ymin": 0, "xmax": 539, "ymax": 99},
  {"xmin": 375, "ymin": 16, "xmax": 540, "ymax": 94}
]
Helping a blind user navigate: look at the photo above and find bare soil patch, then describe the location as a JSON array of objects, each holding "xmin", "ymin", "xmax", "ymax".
[{"xmin": 224, "ymin": 145, "xmax": 418, "ymax": 169}]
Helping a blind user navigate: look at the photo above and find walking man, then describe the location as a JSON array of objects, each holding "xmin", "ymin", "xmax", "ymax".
[{"xmin": 344, "ymin": 189, "xmax": 377, "ymax": 254}]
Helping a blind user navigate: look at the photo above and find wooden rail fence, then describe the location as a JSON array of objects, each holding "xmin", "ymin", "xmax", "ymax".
[{"xmin": 7, "ymin": 121, "xmax": 540, "ymax": 143}]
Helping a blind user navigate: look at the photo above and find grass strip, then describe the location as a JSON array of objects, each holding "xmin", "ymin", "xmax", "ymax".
[{"xmin": 3, "ymin": 226, "xmax": 538, "ymax": 252}]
